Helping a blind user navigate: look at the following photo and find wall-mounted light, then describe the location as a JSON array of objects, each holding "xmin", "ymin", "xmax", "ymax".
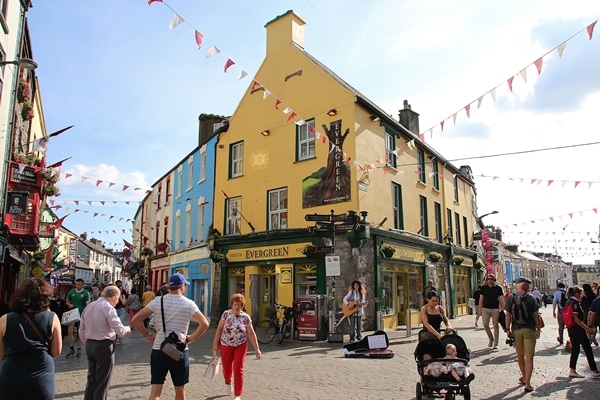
[
  {"xmin": 327, "ymin": 109, "xmax": 337, "ymax": 116},
  {"xmin": 0, "ymin": 57, "xmax": 38, "ymax": 70},
  {"xmin": 260, "ymin": 130, "xmax": 270, "ymax": 137},
  {"xmin": 370, "ymin": 115, "xmax": 381, "ymax": 122}
]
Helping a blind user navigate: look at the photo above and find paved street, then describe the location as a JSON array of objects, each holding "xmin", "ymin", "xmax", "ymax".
[{"xmin": 53, "ymin": 309, "xmax": 600, "ymax": 399}]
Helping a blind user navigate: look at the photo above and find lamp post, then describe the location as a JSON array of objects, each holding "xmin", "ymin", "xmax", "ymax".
[
  {"xmin": 0, "ymin": 58, "xmax": 38, "ymax": 69},
  {"xmin": 476, "ymin": 210, "xmax": 498, "ymax": 230}
]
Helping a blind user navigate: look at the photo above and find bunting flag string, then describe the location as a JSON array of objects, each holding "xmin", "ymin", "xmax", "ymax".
[
  {"xmin": 52, "ymin": 199, "xmax": 137, "ymax": 206},
  {"xmin": 58, "ymin": 207, "xmax": 134, "ymax": 223},
  {"xmin": 57, "ymin": 171, "xmax": 150, "ymax": 193},
  {"xmin": 495, "ymin": 206, "xmax": 598, "ymax": 229},
  {"xmin": 475, "ymin": 174, "xmax": 599, "ymax": 188}
]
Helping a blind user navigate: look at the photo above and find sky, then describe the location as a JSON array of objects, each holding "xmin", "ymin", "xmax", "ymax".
[{"xmin": 27, "ymin": 1, "xmax": 600, "ymax": 263}]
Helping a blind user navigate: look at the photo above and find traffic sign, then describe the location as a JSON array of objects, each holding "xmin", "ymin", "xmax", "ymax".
[
  {"xmin": 308, "ymin": 227, "xmax": 334, "ymax": 238},
  {"xmin": 331, "ymin": 213, "xmax": 348, "ymax": 222},
  {"xmin": 305, "ymin": 214, "xmax": 332, "ymax": 222},
  {"xmin": 314, "ymin": 246, "xmax": 333, "ymax": 254}
]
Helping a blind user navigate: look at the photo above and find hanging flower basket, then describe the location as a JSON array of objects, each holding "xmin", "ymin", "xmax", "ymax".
[
  {"xmin": 427, "ymin": 251, "xmax": 443, "ymax": 263},
  {"xmin": 210, "ymin": 250, "xmax": 226, "ymax": 262},
  {"xmin": 21, "ymin": 102, "xmax": 34, "ymax": 121},
  {"xmin": 14, "ymin": 152, "xmax": 43, "ymax": 166},
  {"xmin": 452, "ymin": 255, "xmax": 465, "ymax": 265},
  {"xmin": 301, "ymin": 245, "xmax": 318, "ymax": 258},
  {"xmin": 42, "ymin": 185, "xmax": 60, "ymax": 197},
  {"xmin": 380, "ymin": 244, "xmax": 395, "ymax": 258},
  {"xmin": 141, "ymin": 247, "xmax": 154, "ymax": 257},
  {"xmin": 42, "ymin": 168, "xmax": 60, "ymax": 185},
  {"xmin": 18, "ymin": 78, "xmax": 32, "ymax": 103}
]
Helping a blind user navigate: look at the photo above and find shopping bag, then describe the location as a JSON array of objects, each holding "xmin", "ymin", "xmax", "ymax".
[
  {"xmin": 204, "ymin": 354, "xmax": 221, "ymax": 379},
  {"xmin": 468, "ymin": 298, "xmax": 475, "ymax": 309},
  {"xmin": 61, "ymin": 308, "xmax": 80, "ymax": 325}
]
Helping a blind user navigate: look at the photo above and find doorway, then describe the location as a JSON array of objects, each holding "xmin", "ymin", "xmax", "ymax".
[
  {"xmin": 258, "ymin": 274, "xmax": 277, "ymax": 321},
  {"xmin": 194, "ymin": 279, "xmax": 208, "ymax": 316}
]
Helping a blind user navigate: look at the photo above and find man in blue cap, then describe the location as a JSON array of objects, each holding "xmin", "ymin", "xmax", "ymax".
[
  {"xmin": 131, "ymin": 273, "xmax": 209, "ymax": 400},
  {"xmin": 504, "ymin": 276, "xmax": 541, "ymax": 393}
]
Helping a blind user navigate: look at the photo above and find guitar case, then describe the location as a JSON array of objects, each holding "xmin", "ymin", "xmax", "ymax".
[{"xmin": 342, "ymin": 330, "xmax": 394, "ymax": 358}]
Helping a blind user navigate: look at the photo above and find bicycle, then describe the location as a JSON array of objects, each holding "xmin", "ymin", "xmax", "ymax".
[{"xmin": 255, "ymin": 304, "xmax": 296, "ymax": 344}]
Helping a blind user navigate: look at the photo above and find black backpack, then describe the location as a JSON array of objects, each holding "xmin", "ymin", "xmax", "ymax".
[
  {"xmin": 511, "ymin": 293, "xmax": 533, "ymax": 325},
  {"xmin": 559, "ymin": 290, "xmax": 567, "ymax": 308}
]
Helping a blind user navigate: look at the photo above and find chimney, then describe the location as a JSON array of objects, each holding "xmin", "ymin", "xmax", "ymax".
[
  {"xmin": 265, "ymin": 10, "xmax": 306, "ymax": 55},
  {"xmin": 398, "ymin": 100, "xmax": 420, "ymax": 134}
]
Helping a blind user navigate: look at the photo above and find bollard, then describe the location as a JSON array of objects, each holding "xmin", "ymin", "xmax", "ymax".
[{"xmin": 406, "ymin": 309, "xmax": 412, "ymax": 338}]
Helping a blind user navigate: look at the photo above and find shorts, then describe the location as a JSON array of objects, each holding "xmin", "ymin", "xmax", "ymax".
[
  {"xmin": 513, "ymin": 328, "xmax": 536, "ymax": 356},
  {"xmin": 150, "ymin": 349, "xmax": 189, "ymax": 387}
]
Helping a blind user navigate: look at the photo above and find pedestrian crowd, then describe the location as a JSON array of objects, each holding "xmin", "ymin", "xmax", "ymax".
[{"xmin": 473, "ymin": 274, "xmax": 600, "ymax": 394}]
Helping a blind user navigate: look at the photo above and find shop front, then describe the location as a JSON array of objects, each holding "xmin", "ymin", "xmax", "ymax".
[
  {"xmin": 450, "ymin": 256, "xmax": 475, "ymax": 317},
  {"xmin": 170, "ymin": 245, "xmax": 212, "ymax": 315}
]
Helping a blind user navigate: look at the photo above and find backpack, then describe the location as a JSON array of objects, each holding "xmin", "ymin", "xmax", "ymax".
[
  {"xmin": 511, "ymin": 293, "xmax": 533, "ymax": 325},
  {"xmin": 559, "ymin": 290, "xmax": 567, "ymax": 308},
  {"xmin": 562, "ymin": 299, "xmax": 576, "ymax": 329}
]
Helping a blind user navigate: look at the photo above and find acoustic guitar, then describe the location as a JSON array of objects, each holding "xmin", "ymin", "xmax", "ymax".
[{"xmin": 342, "ymin": 300, "xmax": 366, "ymax": 317}]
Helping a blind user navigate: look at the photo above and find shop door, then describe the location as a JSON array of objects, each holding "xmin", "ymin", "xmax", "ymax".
[
  {"xmin": 258, "ymin": 275, "xmax": 276, "ymax": 321},
  {"xmin": 396, "ymin": 273, "xmax": 408, "ymax": 325},
  {"xmin": 194, "ymin": 279, "xmax": 208, "ymax": 316}
]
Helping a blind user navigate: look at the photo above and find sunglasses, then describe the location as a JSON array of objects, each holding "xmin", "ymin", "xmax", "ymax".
[{"xmin": 487, "ymin": 278, "xmax": 496, "ymax": 281}]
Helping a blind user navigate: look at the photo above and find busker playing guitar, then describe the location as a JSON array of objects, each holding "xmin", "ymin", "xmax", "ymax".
[{"xmin": 343, "ymin": 281, "xmax": 368, "ymax": 342}]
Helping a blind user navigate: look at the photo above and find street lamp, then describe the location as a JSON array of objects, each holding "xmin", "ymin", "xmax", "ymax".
[
  {"xmin": 476, "ymin": 210, "xmax": 499, "ymax": 229},
  {"xmin": 0, "ymin": 58, "xmax": 38, "ymax": 70}
]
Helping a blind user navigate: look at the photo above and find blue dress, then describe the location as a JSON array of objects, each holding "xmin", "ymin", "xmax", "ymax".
[{"xmin": 0, "ymin": 311, "xmax": 56, "ymax": 400}]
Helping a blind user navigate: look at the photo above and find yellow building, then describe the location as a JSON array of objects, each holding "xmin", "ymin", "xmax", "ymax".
[{"xmin": 212, "ymin": 10, "xmax": 478, "ymax": 332}]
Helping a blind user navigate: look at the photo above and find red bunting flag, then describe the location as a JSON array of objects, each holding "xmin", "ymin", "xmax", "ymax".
[
  {"xmin": 547, "ymin": 180, "xmax": 554, "ymax": 186},
  {"xmin": 251, "ymin": 80, "xmax": 261, "ymax": 91},
  {"xmin": 47, "ymin": 157, "xmax": 72, "ymax": 169},
  {"xmin": 96, "ymin": 180, "xmax": 103, "ymax": 187},
  {"xmin": 440, "ymin": 120, "xmax": 445, "ymax": 132},
  {"xmin": 224, "ymin": 59, "xmax": 235, "ymax": 73},
  {"xmin": 507, "ymin": 76, "xmax": 514, "ymax": 92},
  {"xmin": 419, "ymin": 133, "xmax": 425, "ymax": 142},
  {"xmin": 195, "ymin": 31, "xmax": 204, "ymax": 48},
  {"xmin": 587, "ymin": 20, "xmax": 597, "ymax": 40},
  {"xmin": 123, "ymin": 239, "xmax": 134, "ymax": 249},
  {"xmin": 309, "ymin": 125, "xmax": 316, "ymax": 135},
  {"xmin": 465, "ymin": 104, "xmax": 471, "ymax": 118},
  {"xmin": 534, "ymin": 58, "xmax": 543, "ymax": 74},
  {"xmin": 275, "ymin": 99, "xmax": 282, "ymax": 110},
  {"xmin": 286, "ymin": 112, "xmax": 297, "ymax": 123},
  {"xmin": 148, "ymin": 0, "xmax": 162, "ymax": 5}
]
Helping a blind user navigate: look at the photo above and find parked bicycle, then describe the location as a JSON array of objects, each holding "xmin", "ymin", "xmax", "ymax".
[{"xmin": 255, "ymin": 303, "xmax": 296, "ymax": 344}]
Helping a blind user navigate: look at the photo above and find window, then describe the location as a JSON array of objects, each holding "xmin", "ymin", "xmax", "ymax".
[
  {"xmin": 0, "ymin": 45, "xmax": 5, "ymax": 104},
  {"xmin": 187, "ymin": 157, "xmax": 193, "ymax": 190},
  {"xmin": 381, "ymin": 271, "xmax": 396, "ymax": 315},
  {"xmin": 419, "ymin": 195, "xmax": 428, "ymax": 236},
  {"xmin": 446, "ymin": 208, "xmax": 453, "ymax": 243},
  {"xmin": 165, "ymin": 177, "xmax": 171, "ymax": 205},
  {"xmin": 185, "ymin": 207, "xmax": 192, "ymax": 245},
  {"xmin": 230, "ymin": 141, "xmax": 244, "ymax": 178},
  {"xmin": 268, "ymin": 188, "xmax": 288, "ymax": 230},
  {"xmin": 198, "ymin": 201, "xmax": 205, "ymax": 242},
  {"xmin": 199, "ymin": 152, "xmax": 206, "ymax": 182},
  {"xmin": 157, "ymin": 184, "xmax": 162, "ymax": 210},
  {"xmin": 392, "ymin": 182, "xmax": 403, "ymax": 230},
  {"xmin": 175, "ymin": 212, "xmax": 181, "ymax": 250},
  {"xmin": 432, "ymin": 161, "xmax": 439, "ymax": 190},
  {"xmin": 0, "ymin": 1, "xmax": 8, "ymax": 33},
  {"xmin": 453, "ymin": 175, "xmax": 459, "ymax": 203},
  {"xmin": 297, "ymin": 119, "xmax": 315, "ymax": 160},
  {"xmin": 417, "ymin": 149, "xmax": 426, "ymax": 183},
  {"xmin": 434, "ymin": 202, "xmax": 442, "ymax": 243},
  {"xmin": 463, "ymin": 216, "xmax": 469, "ymax": 248},
  {"xmin": 155, "ymin": 222, "xmax": 160, "ymax": 249},
  {"xmin": 385, "ymin": 132, "xmax": 396, "ymax": 168},
  {"xmin": 177, "ymin": 168, "xmax": 182, "ymax": 197},
  {"xmin": 226, "ymin": 196, "xmax": 242, "ymax": 235},
  {"xmin": 454, "ymin": 213, "xmax": 461, "ymax": 246}
]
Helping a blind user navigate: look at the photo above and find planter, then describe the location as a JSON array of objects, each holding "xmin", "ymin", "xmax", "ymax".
[
  {"xmin": 18, "ymin": 79, "xmax": 32, "ymax": 103},
  {"xmin": 427, "ymin": 252, "xmax": 443, "ymax": 263},
  {"xmin": 21, "ymin": 102, "xmax": 34, "ymax": 121},
  {"xmin": 452, "ymin": 255, "xmax": 465, "ymax": 265},
  {"xmin": 210, "ymin": 250, "xmax": 226, "ymax": 263}
]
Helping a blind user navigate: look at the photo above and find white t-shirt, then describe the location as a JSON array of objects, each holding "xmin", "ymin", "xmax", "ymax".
[{"xmin": 147, "ymin": 293, "xmax": 200, "ymax": 350}]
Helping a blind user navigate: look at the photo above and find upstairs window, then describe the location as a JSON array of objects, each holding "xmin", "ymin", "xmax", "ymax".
[
  {"xmin": 417, "ymin": 149, "xmax": 426, "ymax": 183},
  {"xmin": 226, "ymin": 196, "xmax": 242, "ymax": 235},
  {"xmin": 453, "ymin": 175, "xmax": 459, "ymax": 203},
  {"xmin": 297, "ymin": 119, "xmax": 315, "ymax": 160},
  {"xmin": 432, "ymin": 161, "xmax": 440, "ymax": 190},
  {"xmin": 419, "ymin": 195, "xmax": 428, "ymax": 236},
  {"xmin": 230, "ymin": 141, "xmax": 244, "ymax": 178},
  {"xmin": 392, "ymin": 182, "xmax": 403, "ymax": 230},
  {"xmin": 268, "ymin": 188, "xmax": 288, "ymax": 230},
  {"xmin": 385, "ymin": 132, "xmax": 396, "ymax": 168}
]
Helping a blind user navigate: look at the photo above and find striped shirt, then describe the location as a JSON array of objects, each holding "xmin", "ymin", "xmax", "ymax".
[{"xmin": 146, "ymin": 293, "xmax": 200, "ymax": 350}]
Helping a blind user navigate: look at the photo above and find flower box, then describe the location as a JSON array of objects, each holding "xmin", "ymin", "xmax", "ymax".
[{"xmin": 427, "ymin": 251, "xmax": 443, "ymax": 263}]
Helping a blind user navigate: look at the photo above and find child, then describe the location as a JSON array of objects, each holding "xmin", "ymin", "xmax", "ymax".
[
  {"xmin": 445, "ymin": 344, "xmax": 473, "ymax": 382},
  {"xmin": 422, "ymin": 353, "xmax": 447, "ymax": 378}
]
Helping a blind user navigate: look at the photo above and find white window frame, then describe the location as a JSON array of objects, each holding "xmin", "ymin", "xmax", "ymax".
[
  {"xmin": 187, "ymin": 157, "xmax": 193, "ymax": 191},
  {"xmin": 268, "ymin": 188, "xmax": 288, "ymax": 230},
  {"xmin": 297, "ymin": 119, "xmax": 315, "ymax": 160},
  {"xmin": 226, "ymin": 197, "xmax": 242, "ymax": 235},
  {"xmin": 199, "ymin": 151, "xmax": 206, "ymax": 182},
  {"xmin": 231, "ymin": 141, "xmax": 244, "ymax": 178}
]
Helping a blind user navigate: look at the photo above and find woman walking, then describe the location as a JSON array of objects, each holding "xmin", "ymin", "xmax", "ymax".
[
  {"xmin": 565, "ymin": 286, "xmax": 600, "ymax": 378},
  {"xmin": 0, "ymin": 278, "xmax": 62, "ymax": 399},
  {"xmin": 212, "ymin": 294, "xmax": 261, "ymax": 400}
]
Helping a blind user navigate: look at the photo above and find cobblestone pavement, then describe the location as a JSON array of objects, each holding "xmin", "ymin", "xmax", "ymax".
[{"xmin": 52, "ymin": 308, "xmax": 600, "ymax": 399}]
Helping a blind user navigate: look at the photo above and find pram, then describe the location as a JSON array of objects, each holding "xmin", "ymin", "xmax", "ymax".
[{"xmin": 414, "ymin": 330, "xmax": 474, "ymax": 400}]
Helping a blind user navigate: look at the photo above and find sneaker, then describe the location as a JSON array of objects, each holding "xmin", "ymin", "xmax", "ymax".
[
  {"xmin": 592, "ymin": 370, "xmax": 600, "ymax": 378},
  {"xmin": 493, "ymin": 342, "xmax": 498, "ymax": 349},
  {"xmin": 488, "ymin": 339, "xmax": 494, "ymax": 347},
  {"xmin": 474, "ymin": 323, "xmax": 478, "ymax": 327},
  {"xmin": 225, "ymin": 383, "xmax": 233, "ymax": 395},
  {"xmin": 234, "ymin": 397, "xmax": 242, "ymax": 400},
  {"xmin": 592, "ymin": 337, "xmax": 599, "ymax": 347},
  {"xmin": 569, "ymin": 371, "xmax": 585, "ymax": 378},
  {"xmin": 76, "ymin": 348, "xmax": 82, "ymax": 357},
  {"xmin": 66, "ymin": 349, "xmax": 75, "ymax": 358}
]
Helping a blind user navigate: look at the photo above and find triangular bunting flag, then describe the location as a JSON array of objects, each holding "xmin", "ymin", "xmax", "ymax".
[
  {"xmin": 169, "ymin": 14, "xmax": 184, "ymax": 30},
  {"xmin": 519, "ymin": 68, "xmax": 528, "ymax": 83},
  {"xmin": 286, "ymin": 112, "xmax": 297, "ymax": 123},
  {"xmin": 587, "ymin": 20, "xmax": 597, "ymax": 40},
  {"xmin": 235, "ymin": 70, "xmax": 248, "ymax": 80},
  {"xmin": 507, "ymin": 76, "xmax": 514, "ymax": 92},
  {"xmin": 557, "ymin": 42, "xmax": 567, "ymax": 59},
  {"xmin": 251, "ymin": 80, "xmax": 261, "ymax": 91},
  {"xmin": 194, "ymin": 31, "xmax": 204, "ymax": 48},
  {"xmin": 465, "ymin": 104, "xmax": 471, "ymax": 118},
  {"xmin": 224, "ymin": 59, "xmax": 235, "ymax": 73},
  {"xmin": 534, "ymin": 58, "xmax": 543, "ymax": 74},
  {"xmin": 205, "ymin": 45, "xmax": 220, "ymax": 58}
]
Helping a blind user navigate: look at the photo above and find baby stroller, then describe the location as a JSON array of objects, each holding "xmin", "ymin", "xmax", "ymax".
[{"xmin": 414, "ymin": 330, "xmax": 475, "ymax": 400}]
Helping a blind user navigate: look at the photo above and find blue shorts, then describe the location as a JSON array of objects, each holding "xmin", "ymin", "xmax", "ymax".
[{"xmin": 150, "ymin": 349, "xmax": 189, "ymax": 387}]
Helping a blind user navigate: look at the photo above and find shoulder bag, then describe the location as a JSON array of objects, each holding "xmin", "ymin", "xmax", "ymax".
[
  {"xmin": 159, "ymin": 296, "xmax": 187, "ymax": 361},
  {"xmin": 22, "ymin": 312, "xmax": 51, "ymax": 351}
]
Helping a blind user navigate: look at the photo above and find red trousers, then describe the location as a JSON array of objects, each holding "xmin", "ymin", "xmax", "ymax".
[{"xmin": 220, "ymin": 341, "xmax": 248, "ymax": 397}]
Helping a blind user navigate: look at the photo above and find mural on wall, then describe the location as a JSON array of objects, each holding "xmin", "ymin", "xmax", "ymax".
[{"xmin": 302, "ymin": 119, "xmax": 351, "ymax": 208}]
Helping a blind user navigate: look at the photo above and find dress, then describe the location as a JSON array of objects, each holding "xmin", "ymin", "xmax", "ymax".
[{"xmin": 0, "ymin": 311, "xmax": 56, "ymax": 400}]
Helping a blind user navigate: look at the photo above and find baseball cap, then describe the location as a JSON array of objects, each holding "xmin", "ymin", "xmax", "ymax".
[
  {"xmin": 514, "ymin": 277, "xmax": 532, "ymax": 284},
  {"xmin": 169, "ymin": 273, "xmax": 190, "ymax": 286}
]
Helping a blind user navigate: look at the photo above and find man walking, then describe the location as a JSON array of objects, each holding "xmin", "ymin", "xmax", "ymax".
[
  {"xmin": 79, "ymin": 285, "xmax": 131, "ymax": 400},
  {"xmin": 552, "ymin": 282, "xmax": 567, "ymax": 344},
  {"xmin": 131, "ymin": 273, "xmax": 209, "ymax": 400},
  {"xmin": 422, "ymin": 279, "xmax": 437, "ymax": 305},
  {"xmin": 479, "ymin": 274, "xmax": 505, "ymax": 349},
  {"xmin": 505, "ymin": 277, "xmax": 541, "ymax": 393},
  {"xmin": 66, "ymin": 278, "xmax": 90, "ymax": 358}
]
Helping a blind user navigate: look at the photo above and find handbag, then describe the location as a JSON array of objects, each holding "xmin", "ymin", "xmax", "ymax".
[
  {"xmin": 61, "ymin": 308, "xmax": 80, "ymax": 325},
  {"xmin": 468, "ymin": 298, "xmax": 475, "ymax": 309},
  {"xmin": 159, "ymin": 296, "xmax": 186, "ymax": 361},
  {"xmin": 539, "ymin": 315, "xmax": 545, "ymax": 329},
  {"xmin": 203, "ymin": 353, "xmax": 221, "ymax": 379},
  {"xmin": 22, "ymin": 312, "xmax": 50, "ymax": 351}
]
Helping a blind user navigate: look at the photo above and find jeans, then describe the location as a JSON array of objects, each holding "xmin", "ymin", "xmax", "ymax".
[
  {"xmin": 116, "ymin": 307, "xmax": 126, "ymax": 324},
  {"xmin": 348, "ymin": 314, "xmax": 363, "ymax": 341},
  {"xmin": 481, "ymin": 308, "xmax": 500, "ymax": 343}
]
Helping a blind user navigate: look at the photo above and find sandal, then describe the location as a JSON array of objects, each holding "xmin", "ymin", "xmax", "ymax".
[
  {"xmin": 518, "ymin": 377, "xmax": 525, "ymax": 385},
  {"xmin": 524, "ymin": 386, "xmax": 534, "ymax": 393}
]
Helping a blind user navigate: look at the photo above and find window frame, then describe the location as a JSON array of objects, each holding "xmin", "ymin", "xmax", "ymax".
[
  {"xmin": 226, "ymin": 196, "xmax": 242, "ymax": 235},
  {"xmin": 385, "ymin": 131, "xmax": 396, "ymax": 168},
  {"xmin": 434, "ymin": 202, "xmax": 442, "ymax": 243},
  {"xmin": 432, "ymin": 161, "xmax": 439, "ymax": 190},
  {"xmin": 453, "ymin": 175, "xmax": 459, "ymax": 203},
  {"xmin": 297, "ymin": 119, "xmax": 316, "ymax": 161},
  {"xmin": 417, "ymin": 149, "xmax": 426, "ymax": 183},
  {"xmin": 454, "ymin": 212, "xmax": 461, "ymax": 246},
  {"xmin": 267, "ymin": 187, "xmax": 288, "ymax": 230},
  {"xmin": 230, "ymin": 141, "xmax": 244, "ymax": 178},
  {"xmin": 446, "ymin": 208, "xmax": 453, "ymax": 243},
  {"xmin": 419, "ymin": 195, "xmax": 428, "ymax": 237},
  {"xmin": 392, "ymin": 182, "xmax": 404, "ymax": 230}
]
